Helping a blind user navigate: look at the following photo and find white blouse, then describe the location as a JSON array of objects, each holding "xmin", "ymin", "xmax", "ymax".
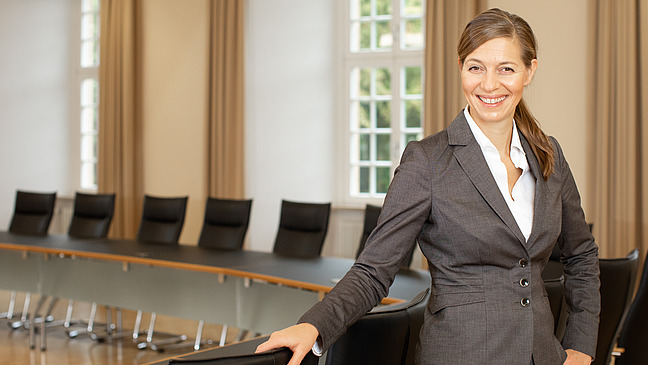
[{"xmin": 463, "ymin": 108, "xmax": 535, "ymax": 242}]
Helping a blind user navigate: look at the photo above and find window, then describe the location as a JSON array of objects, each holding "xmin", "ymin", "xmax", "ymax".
[
  {"xmin": 343, "ymin": 0, "xmax": 424, "ymax": 202},
  {"xmin": 78, "ymin": 0, "xmax": 100, "ymax": 190}
]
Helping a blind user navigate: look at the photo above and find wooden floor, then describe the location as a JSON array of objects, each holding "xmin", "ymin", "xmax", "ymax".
[{"xmin": 0, "ymin": 290, "xmax": 244, "ymax": 365}]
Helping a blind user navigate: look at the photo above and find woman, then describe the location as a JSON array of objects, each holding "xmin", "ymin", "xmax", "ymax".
[{"xmin": 257, "ymin": 8, "xmax": 599, "ymax": 365}]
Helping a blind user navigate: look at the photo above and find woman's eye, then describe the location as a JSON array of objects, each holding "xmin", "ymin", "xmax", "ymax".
[
  {"xmin": 468, "ymin": 65, "xmax": 481, "ymax": 72},
  {"xmin": 501, "ymin": 67, "xmax": 515, "ymax": 73}
]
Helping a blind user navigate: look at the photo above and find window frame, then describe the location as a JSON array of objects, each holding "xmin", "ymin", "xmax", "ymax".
[
  {"xmin": 337, "ymin": 0, "xmax": 424, "ymax": 207},
  {"xmin": 71, "ymin": 0, "xmax": 100, "ymax": 192}
]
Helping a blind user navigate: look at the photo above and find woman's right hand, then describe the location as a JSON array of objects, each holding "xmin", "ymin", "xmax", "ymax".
[{"xmin": 255, "ymin": 323, "xmax": 320, "ymax": 365}]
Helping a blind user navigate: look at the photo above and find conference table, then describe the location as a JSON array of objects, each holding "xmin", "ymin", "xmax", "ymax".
[{"xmin": 0, "ymin": 231, "xmax": 431, "ymax": 342}]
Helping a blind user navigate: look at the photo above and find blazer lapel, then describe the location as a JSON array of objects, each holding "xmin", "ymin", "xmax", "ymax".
[
  {"xmin": 519, "ymin": 133, "xmax": 547, "ymax": 248},
  {"xmin": 447, "ymin": 113, "xmax": 527, "ymax": 247}
]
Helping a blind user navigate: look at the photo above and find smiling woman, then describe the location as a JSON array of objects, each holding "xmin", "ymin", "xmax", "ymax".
[
  {"xmin": 256, "ymin": 7, "xmax": 600, "ymax": 365},
  {"xmin": 458, "ymin": 9, "xmax": 553, "ymax": 181}
]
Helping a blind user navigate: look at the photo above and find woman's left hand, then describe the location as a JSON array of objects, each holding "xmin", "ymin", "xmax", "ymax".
[{"xmin": 563, "ymin": 349, "xmax": 592, "ymax": 364}]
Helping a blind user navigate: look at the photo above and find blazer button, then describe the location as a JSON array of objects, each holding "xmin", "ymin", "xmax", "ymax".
[
  {"xmin": 520, "ymin": 298, "xmax": 530, "ymax": 307},
  {"xmin": 518, "ymin": 258, "xmax": 528, "ymax": 268},
  {"xmin": 520, "ymin": 278, "xmax": 529, "ymax": 287}
]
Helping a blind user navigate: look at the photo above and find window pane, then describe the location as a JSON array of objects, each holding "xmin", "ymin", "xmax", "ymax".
[
  {"xmin": 351, "ymin": 67, "xmax": 371, "ymax": 97},
  {"xmin": 359, "ymin": 134, "xmax": 370, "ymax": 161},
  {"xmin": 375, "ymin": 68, "xmax": 391, "ymax": 95},
  {"xmin": 404, "ymin": 0, "xmax": 423, "ymax": 15},
  {"xmin": 360, "ymin": 0, "xmax": 371, "ymax": 17},
  {"xmin": 355, "ymin": 21, "xmax": 371, "ymax": 50},
  {"xmin": 376, "ymin": 100, "xmax": 390, "ymax": 128},
  {"xmin": 405, "ymin": 100, "xmax": 421, "ymax": 128},
  {"xmin": 376, "ymin": 167, "xmax": 391, "ymax": 193},
  {"xmin": 376, "ymin": 134, "xmax": 390, "ymax": 161},
  {"xmin": 403, "ymin": 18, "xmax": 423, "ymax": 49},
  {"xmin": 81, "ymin": 135, "xmax": 97, "ymax": 160},
  {"xmin": 359, "ymin": 166, "xmax": 370, "ymax": 193},
  {"xmin": 351, "ymin": 0, "xmax": 371, "ymax": 18},
  {"xmin": 405, "ymin": 67, "xmax": 422, "ymax": 95},
  {"xmin": 81, "ymin": 79, "xmax": 98, "ymax": 106},
  {"xmin": 81, "ymin": 13, "xmax": 99, "ymax": 40},
  {"xmin": 359, "ymin": 68, "xmax": 371, "ymax": 96},
  {"xmin": 81, "ymin": 40, "xmax": 99, "ymax": 67},
  {"xmin": 81, "ymin": 162, "xmax": 97, "ymax": 189},
  {"xmin": 353, "ymin": 101, "xmax": 371, "ymax": 129},
  {"xmin": 376, "ymin": 0, "xmax": 392, "ymax": 16},
  {"xmin": 81, "ymin": 107, "xmax": 98, "ymax": 133},
  {"xmin": 376, "ymin": 20, "xmax": 392, "ymax": 49}
]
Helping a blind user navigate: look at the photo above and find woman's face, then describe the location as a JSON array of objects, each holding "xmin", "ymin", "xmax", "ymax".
[{"xmin": 460, "ymin": 37, "xmax": 537, "ymax": 127}]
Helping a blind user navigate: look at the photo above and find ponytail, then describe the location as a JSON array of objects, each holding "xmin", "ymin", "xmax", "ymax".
[{"xmin": 514, "ymin": 98, "xmax": 554, "ymax": 180}]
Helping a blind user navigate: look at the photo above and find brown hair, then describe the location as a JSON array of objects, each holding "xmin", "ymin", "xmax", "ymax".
[{"xmin": 458, "ymin": 8, "xmax": 554, "ymax": 180}]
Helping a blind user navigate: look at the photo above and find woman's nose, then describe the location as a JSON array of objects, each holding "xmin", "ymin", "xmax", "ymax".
[{"xmin": 481, "ymin": 71, "xmax": 499, "ymax": 92}]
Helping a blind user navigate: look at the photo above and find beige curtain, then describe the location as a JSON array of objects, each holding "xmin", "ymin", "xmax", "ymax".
[
  {"xmin": 423, "ymin": 0, "xmax": 485, "ymax": 136},
  {"xmin": 207, "ymin": 0, "xmax": 245, "ymax": 199},
  {"xmin": 97, "ymin": 0, "xmax": 143, "ymax": 239},
  {"xmin": 591, "ymin": 0, "xmax": 648, "ymax": 259}
]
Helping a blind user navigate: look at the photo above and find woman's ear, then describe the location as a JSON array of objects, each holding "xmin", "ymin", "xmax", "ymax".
[{"xmin": 524, "ymin": 59, "xmax": 538, "ymax": 86}]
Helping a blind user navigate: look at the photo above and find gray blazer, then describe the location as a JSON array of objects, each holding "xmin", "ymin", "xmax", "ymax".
[{"xmin": 300, "ymin": 112, "xmax": 600, "ymax": 364}]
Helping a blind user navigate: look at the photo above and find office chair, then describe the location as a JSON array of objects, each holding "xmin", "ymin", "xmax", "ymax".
[
  {"xmin": 168, "ymin": 346, "xmax": 319, "ymax": 365},
  {"xmin": 64, "ymin": 192, "xmax": 117, "ymax": 340},
  {"xmin": 592, "ymin": 249, "xmax": 639, "ymax": 365},
  {"xmin": 162, "ymin": 198, "xmax": 253, "ymax": 351},
  {"xmin": 272, "ymin": 200, "xmax": 331, "ymax": 258},
  {"xmin": 325, "ymin": 289, "xmax": 430, "ymax": 365},
  {"xmin": 136, "ymin": 195, "xmax": 188, "ymax": 245},
  {"xmin": 8, "ymin": 190, "xmax": 56, "ymax": 235},
  {"xmin": 613, "ymin": 249, "xmax": 648, "ymax": 365},
  {"xmin": 134, "ymin": 195, "xmax": 189, "ymax": 349},
  {"xmin": 4, "ymin": 190, "xmax": 56, "ymax": 335},
  {"xmin": 198, "ymin": 198, "xmax": 252, "ymax": 250},
  {"xmin": 67, "ymin": 192, "xmax": 115, "ymax": 238}
]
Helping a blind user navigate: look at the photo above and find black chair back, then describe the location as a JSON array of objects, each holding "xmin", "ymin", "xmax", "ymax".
[
  {"xmin": 356, "ymin": 204, "xmax": 382, "ymax": 258},
  {"xmin": 168, "ymin": 346, "xmax": 318, "ymax": 365},
  {"xmin": 8, "ymin": 190, "xmax": 56, "ymax": 235},
  {"xmin": 273, "ymin": 200, "xmax": 331, "ymax": 258},
  {"xmin": 68, "ymin": 192, "xmax": 116, "ymax": 238},
  {"xmin": 198, "ymin": 198, "xmax": 252, "ymax": 250},
  {"xmin": 326, "ymin": 289, "xmax": 430, "ymax": 365},
  {"xmin": 592, "ymin": 249, "xmax": 639, "ymax": 365},
  {"xmin": 615, "ymin": 250, "xmax": 648, "ymax": 365},
  {"xmin": 136, "ymin": 195, "xmax": 188, "ymax": 245},
  {"xmin": 404, "ymin": 288, "xmax": 429, "ymax": 365}
]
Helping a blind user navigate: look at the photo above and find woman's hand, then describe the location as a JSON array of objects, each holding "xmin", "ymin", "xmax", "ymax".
[
  {"xmin": 255, "ymin": 323, "xmax": 320, "ymax": 365},
  {"xmin": 563, "ymin": 349, "xmax": 592, "ymax": 364}
]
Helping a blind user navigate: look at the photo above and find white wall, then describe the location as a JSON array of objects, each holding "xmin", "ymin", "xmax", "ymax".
[
  {"xmin": 0, "ymin": 0, "xmax": 74, "ymax": 229},
  {"xmin": 245, "ymin": 0, "xmax": 336, "ymax": 251}
]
